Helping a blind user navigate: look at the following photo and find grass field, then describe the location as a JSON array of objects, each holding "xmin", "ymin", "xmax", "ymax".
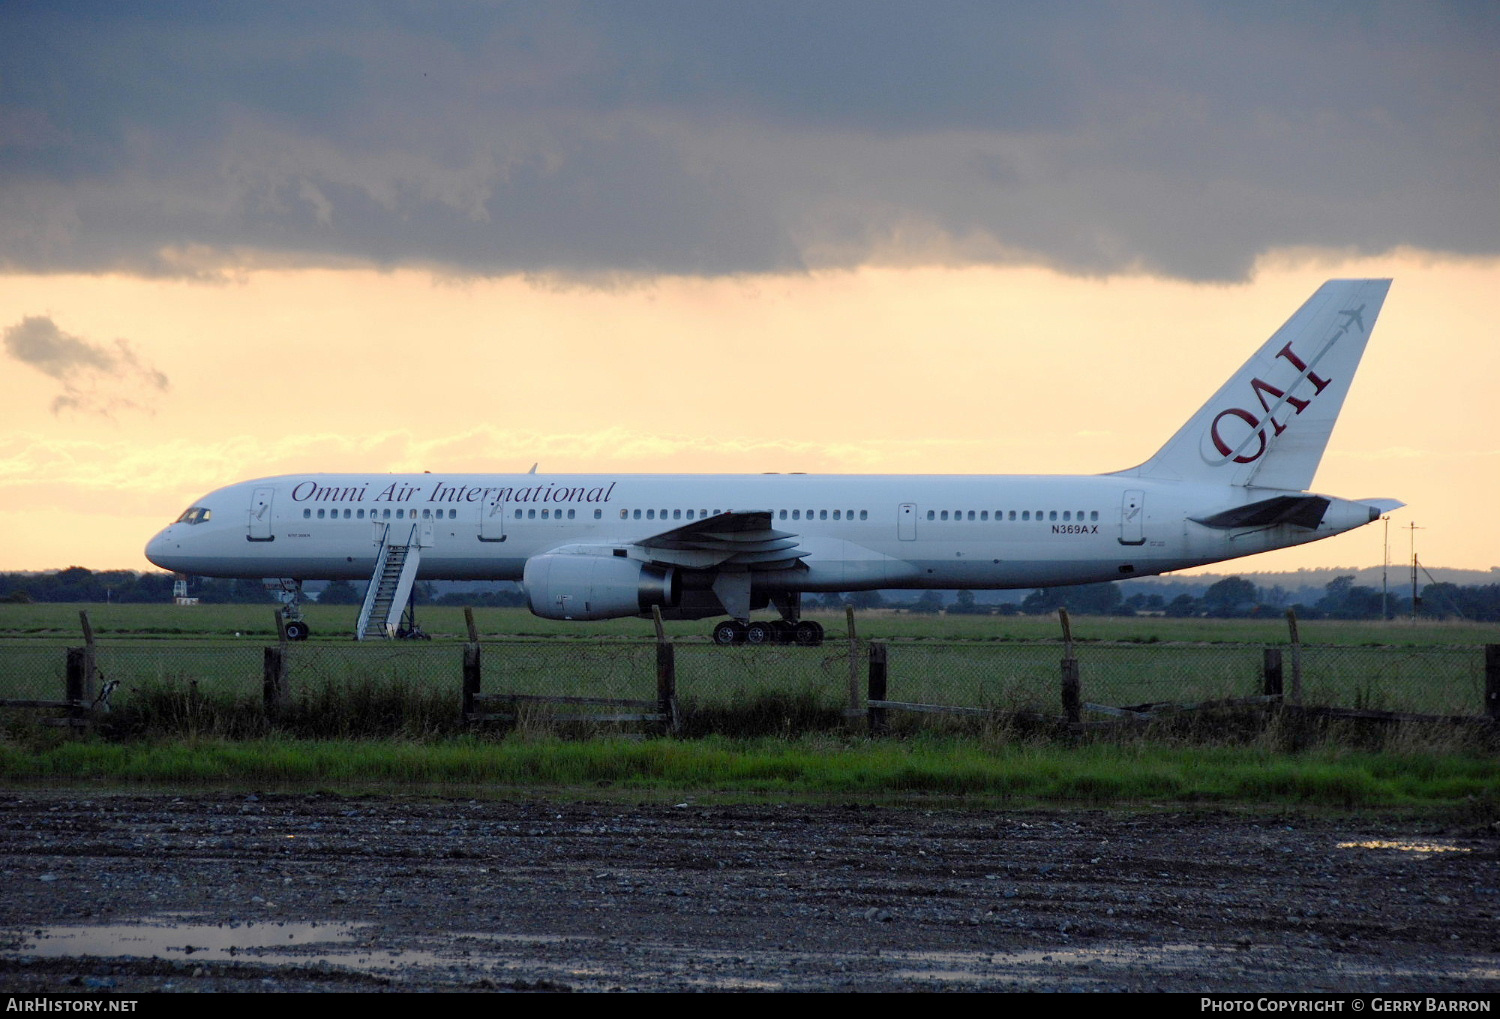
[
  {"xmin": 0, "ymin": 602, "xmax": 1492, "ymax": 748},
  {"xmin": 2, "ymin": 734, "xmax": 1498, "ymax": 814},
  {"xmin": 1, "ymin": 606, "xmax": 1494, "ymax": 808},
  {"xmin": 3, "ymin": 600, "xmax": 1496, "ymax": 645}
]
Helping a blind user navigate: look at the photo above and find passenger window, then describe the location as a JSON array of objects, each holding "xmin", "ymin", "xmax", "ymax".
[
  {"xmin": 620, "ymin": 509, "xmax": 628, "ymax": 519},
  {"xmin": 541, "ymin": 509, "xmax": 549, "ymax": 519},
  {"xmin": 673, "ymin": 509, "xmax": 681, "ymax": 519},
  {"xmin": 859, "ymin": 510, "xmax": 867, "ymax": 520},
  {"xmin": 819, "ymin": 510, "xmax": 827, "ymax": 520},
  {"xmin": 595, "ymin": 509, "xmax": 603, "ymax": 519},
  {"xmin": 317, "ymin": 509, "xmax": 325, "ymax": 519},
  {"xmin": 926, "ymin": 510, "xmax": 934, "ymax": 520},
  {"xmin": 1008, "ymin": 511, "xmax": 1016, "ymax": 521},
  {"xmin": 968, "ymin": 511, "xmax": 975, "ymax": 521},
  {"xmin": 981, "ymin": 511, "xmax": 988, "ymax": 521},
  {"xmin": 940, "ymin": 511, "xmax": 948, "ymax": 521},
  {"xmin": 1049, "ymin": 511, "xmax": 1057, "ymax": 521},
  {"xmin": 832, "ymin": 510, "xmax": 841, "ymax": 520},
  {"xmin": 1091, "ymin": 511, "xmax": 1099, "ymax": 521},
  {"xmin": 779, "ymin": 510, "xmax": 786, "ymax": 520},
  {"xmin": 646, "ymin": 509, "xmax": 655, "ymax": 519},
  {"xmin": 515, "ymin": 509, "xmax": 523, "ymax": 519},
  {"xmin": 1063, "ymin": 511, "xmax": 1071, "ymax": 521},
  {"xmin": 1022, "ymin": 511, "xmax": 1029, "ymax": 521},
  {"xmin": 303, "ymin": 509, "xmax": 311, "ymax": 519},
  {"xmin": 792, "ymin": 510, "xmax": 801, "ymax": 520},
  {"xmin": 568, "ymin": 509, "xmax": 575, "ymax": 519}
]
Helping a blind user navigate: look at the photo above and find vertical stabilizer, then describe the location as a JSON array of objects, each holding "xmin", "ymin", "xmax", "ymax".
[{"xmin": 1118, "ymin": 279, "xmax": 1390, "ymax": 491}]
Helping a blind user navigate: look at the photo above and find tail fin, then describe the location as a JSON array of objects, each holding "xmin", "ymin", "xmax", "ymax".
[{"xmin": 1118, "ymin": 279, "xmax": 1391, "ymax": 491}]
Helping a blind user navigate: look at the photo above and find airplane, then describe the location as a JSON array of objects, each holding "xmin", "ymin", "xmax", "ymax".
[{"xmin": 145, "ymin": 279, "xmax": 1400, "ymax": 645}]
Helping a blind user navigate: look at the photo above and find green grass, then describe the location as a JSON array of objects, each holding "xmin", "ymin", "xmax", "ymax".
[
  {"xmin": 2, "ymin": 734, "xmax": 1496, "ymax": 813},
  {"xmin": 4, "ymin": 601, "xmax": 1496, "ymax": 646}
]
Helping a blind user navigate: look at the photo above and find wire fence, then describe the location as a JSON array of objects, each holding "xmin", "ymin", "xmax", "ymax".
[{"xmin": 1, "ymin": 636, "xmax": 1494, "ymax": 730}]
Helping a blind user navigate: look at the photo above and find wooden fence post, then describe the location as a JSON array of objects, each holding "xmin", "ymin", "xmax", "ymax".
[
  {"xmin": 867, "ymin": 641, "xmax": 888, "ymax": 736},
  {"xmin": 461, "ymin": 606, "xmax": 482, "ymax": 722},
  {"xmin": 462, "ymin": 643, "xmax": 482, "ymax": 721},
  {"xmin": 1262, "ymin": 648, "xmax": 1284, "ymax": 698},
  {"xmin": 1485, "ymin": 645, "xmax": 1500, "ymax": 721},
  {"xmin": 653, "ymin": 606, "xmax": 678, "ymax": 734},
  {"xmin": 845, "ymin": 605, "xmax": 862, "ymax": 723},
  {"xmin": 262, "ymin": 645, "xmax": 288, "ymax": 717},
  {"xmin": 64, "ymin": 646, "xmax": 94, "ymax": 729},
  {"xmin": 1058, "ymin": 608, "xmax": 1081, "ymax": 724},
  {"xmin": 1285, "ymin": 609, "xmax": 1303, "ymax": 705}
]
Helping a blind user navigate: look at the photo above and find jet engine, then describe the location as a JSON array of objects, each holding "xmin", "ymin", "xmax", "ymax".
[{"xmin": 523, "ymin": 553, "xmax": 679, "ymax": 620}]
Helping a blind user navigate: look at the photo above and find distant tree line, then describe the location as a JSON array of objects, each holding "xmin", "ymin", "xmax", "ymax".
[
  {"xmin": 864, "ymin": 574, "xmax": 1500, "ymax": 622},
  {"xmin": 0, "ymin": 568, "xmax": 273, "ymax": 605}
]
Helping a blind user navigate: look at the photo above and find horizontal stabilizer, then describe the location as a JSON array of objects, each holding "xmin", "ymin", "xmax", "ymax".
[{"xmin": 1191, "ymin": 495, "xmax": 1330, "ymax": 530}]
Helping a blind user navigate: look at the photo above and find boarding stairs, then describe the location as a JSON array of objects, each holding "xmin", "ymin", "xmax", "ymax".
[{"xmin": 355, "ymin": 523, "xmax": 423, "ymax": 640}]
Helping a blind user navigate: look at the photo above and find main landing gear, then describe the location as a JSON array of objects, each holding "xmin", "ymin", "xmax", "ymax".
[
  {"xmin": 710, "ymin": 618, "xmax": 825, "ymax": 647},
  {"xmin": 275, "ymin": 579, "xmax": 311, "ymax": 641}
]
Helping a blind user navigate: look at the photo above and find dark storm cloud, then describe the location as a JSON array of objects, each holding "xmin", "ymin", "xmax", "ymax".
[
  {"xmin": 0, "ymin": 1, "xmax": 1495, "ymax": 281},
  {"xmin": 3, "ymin": 315, "xmax": 170, "ymax": 416}
]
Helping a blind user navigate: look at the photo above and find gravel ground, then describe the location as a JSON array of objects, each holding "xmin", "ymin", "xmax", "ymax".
[{"xmin": 1, "ymin": 793, "xmax": 1497, "ymax": 992}]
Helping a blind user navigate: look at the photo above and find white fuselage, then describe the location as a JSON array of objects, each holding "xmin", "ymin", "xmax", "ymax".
[{"xmin": 145, "ymin": 471, "xmax": 1380, "ymax": 591}]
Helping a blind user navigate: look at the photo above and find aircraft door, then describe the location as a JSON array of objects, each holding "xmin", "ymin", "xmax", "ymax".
[
  {"xmin": 248, "ymin": 487, "xmax": 275, "ymax": 542},
  {"xmin": 898, "ymin": 503, "xmax": 917, "ymax": 540},
  {"xmin": 1119, "ymin": 490, "xmax": 1146, "ymax": 546},
  {"xmin": 479, "ymin": 491, "xmax": 507, "ymax": 542}
]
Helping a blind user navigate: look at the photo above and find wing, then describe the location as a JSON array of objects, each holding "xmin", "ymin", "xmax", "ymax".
[{"xmin": 634, "ymin": 510, "xmax": 808, "ymax": 570}]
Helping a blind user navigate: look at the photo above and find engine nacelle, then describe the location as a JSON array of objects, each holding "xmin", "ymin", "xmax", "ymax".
[{"xmin": 523, "ymin": 553, "xmax": 679, "ymax": 620}]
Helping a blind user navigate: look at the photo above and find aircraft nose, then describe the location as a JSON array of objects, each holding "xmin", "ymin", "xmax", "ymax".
[{"xmin": 144, "ymin": 527, "xmax": 179, "ymax": 570}]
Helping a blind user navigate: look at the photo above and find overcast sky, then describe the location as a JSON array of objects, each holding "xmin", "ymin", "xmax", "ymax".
[
  {"xmin": 3, "ymin": 1, "xmax": 1496, "ymax": 281},
  {"xmin": 1, "ymin": 2, "xmax": 1496, "ymax": 575}
]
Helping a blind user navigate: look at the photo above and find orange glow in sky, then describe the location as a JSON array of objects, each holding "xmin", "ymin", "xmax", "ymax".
[{"xmin": 1, "ymin": 252, "xmax": 1496, "ymax": 576}]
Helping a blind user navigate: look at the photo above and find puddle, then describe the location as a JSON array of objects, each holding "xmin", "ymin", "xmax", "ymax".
[
  {"xmin": 6, "ymin": 916, "xmax": 369, "ymax": 968},
  {"xmin": 2, "ymin": 919, "xmax": 611, "ymax": 978}
]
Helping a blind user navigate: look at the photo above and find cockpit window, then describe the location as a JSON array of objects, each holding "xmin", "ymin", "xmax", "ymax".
[{"xmin": 174, "ymin": 507, "xmax": 212, "ymax": 525}]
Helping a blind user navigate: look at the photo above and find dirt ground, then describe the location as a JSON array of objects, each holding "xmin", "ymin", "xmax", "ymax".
[{"xmin": 1, "ymin": 793, "xmax": 1497, "ymax": 992}]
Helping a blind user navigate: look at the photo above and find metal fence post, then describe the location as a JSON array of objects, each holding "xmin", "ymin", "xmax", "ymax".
[{"xmin": 867, "ymin": 641, "xmax": 888, "ymax": 736}]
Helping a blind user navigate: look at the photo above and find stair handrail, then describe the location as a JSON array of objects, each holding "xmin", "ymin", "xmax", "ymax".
[{"xmin": 354, "ymin": 522, "xmax": 393, "ymax": 639}]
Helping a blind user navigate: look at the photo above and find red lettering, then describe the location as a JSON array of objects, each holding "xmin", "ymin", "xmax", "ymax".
[
  {"xmin": 1275, "ymin": 342, "xmax": 1331, "ymax": 394},
  {"xmin": 1210, "ymin": 407, "xmax": 1267, "ymax": 463}
]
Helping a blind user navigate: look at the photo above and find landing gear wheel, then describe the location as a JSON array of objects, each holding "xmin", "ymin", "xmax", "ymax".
[
  {"xmin": 745, "ymin": 621, "xmax": 776, "ymax": 644},
  {"xmin": 793, "ymin": 620, "xmax": 824, "ymax": 647},
  {"xmin": 283, "ymin": 620, "xmax": 310, "ymax": 642},
  {"xmin": 770, "ymin": 620, "xmax": 796, "ymax": 645},
  {"xmin": 712, "ymin": 620, "xmax": 748, "ymax": 646}
]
